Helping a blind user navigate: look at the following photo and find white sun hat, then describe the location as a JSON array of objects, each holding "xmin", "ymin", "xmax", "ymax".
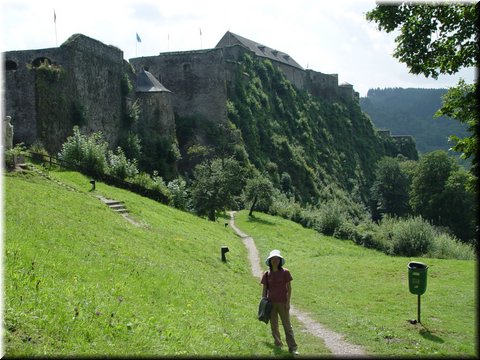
[{"xmin": 265, "ymin": 249, "xmax": 285, "ymax": 266}]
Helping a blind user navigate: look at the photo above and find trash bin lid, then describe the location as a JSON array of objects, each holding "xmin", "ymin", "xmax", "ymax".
[{"xmin": 408, "ymin": 261, "xmax": 428, "ymax": 269}]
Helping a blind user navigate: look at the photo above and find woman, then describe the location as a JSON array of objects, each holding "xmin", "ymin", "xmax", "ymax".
[{"xmin": 261, "ymin": 249, "xmax": 298, "ymax": 355}]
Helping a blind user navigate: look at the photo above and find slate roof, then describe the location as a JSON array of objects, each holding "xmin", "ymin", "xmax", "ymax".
[
  {"xmin": 216, "ymin": 31, "xmax": 304, "ymax": 70},
  {"xmin": 136, "ymin": 70, "xmax": 171, "ymax": 93}
]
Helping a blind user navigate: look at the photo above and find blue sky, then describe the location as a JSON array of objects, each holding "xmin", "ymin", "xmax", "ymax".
[{"xmin": 0, "ymin": 0, "xmax": 476, "ymax": 97}]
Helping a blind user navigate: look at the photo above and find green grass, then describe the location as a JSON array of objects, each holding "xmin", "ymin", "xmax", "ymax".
[
  {"xmin": 4, "ymin": 168, "xmax": 329, "ymax": 357},
  {"xmin": 235, "ymin": 211, "xmax": 477, "ymax": 357}
]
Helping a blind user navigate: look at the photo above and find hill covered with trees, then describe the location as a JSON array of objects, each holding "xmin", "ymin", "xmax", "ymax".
[{"xmin": 359, "ymin": 88, "xmax": 469, "ymax": 155}]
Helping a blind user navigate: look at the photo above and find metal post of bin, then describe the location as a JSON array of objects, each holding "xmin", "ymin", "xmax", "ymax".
[{"xmin": 417, "ymin": 294, "xmax": 421, "ymax": 324}]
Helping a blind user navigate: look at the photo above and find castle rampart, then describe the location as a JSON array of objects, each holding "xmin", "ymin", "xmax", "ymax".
[
  {"xmin": 4, "ymin": 34, "xmax": 126, "ymax": 153},
  {"xmin": 130, "ymin": 48, "xmax": 228, "ymax": 125},
  {"xmin": 4, "ymin": 31, "xmax": 359, "ymax": 154}
]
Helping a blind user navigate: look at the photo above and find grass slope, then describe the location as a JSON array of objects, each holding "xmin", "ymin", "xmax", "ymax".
[
  {"xmin": 235, "ymin": 211, "xmax": 476, "ymax": 356},
  {"xmin": 4, "ymin": 169, "xmax": 328, "ymax": 357}
]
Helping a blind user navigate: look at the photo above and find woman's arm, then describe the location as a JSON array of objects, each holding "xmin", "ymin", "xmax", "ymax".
[
  {"xmin": 286, "ymin": 281, "xmax": 291, "ymax": 309},
  {"xmin": 262, "ymin": 283, "xmax": 268, "ymax": 298}
]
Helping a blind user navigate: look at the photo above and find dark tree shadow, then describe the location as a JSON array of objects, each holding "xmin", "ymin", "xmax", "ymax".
[
  {"xmin": 419, "ymin": 325, "xmax": 445, "ymax": 343},
  {"xmin": 247, "ymin": 214, "xmax": 276, "ymax": 226}
]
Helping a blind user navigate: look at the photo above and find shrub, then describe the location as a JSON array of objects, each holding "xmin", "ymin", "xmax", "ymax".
[
  {"xmin": 314, "ymin": 199, "xmax": 348, "ymax": 236},
  {"xmin": 333, "ymin": 221, "xmax": 358, "ymax": 241},
  {"xmin": 128, "ymin": 172, "xmax": 153, "ymax": 188},
  {"xmin": 390, "ymin": 216, "xmax": 435, "ymax": 256},
  {"xmin": 107, "ymin": 147, "xmax": 138, "ymax": 179},
  {"xmin": 58, "ymin": 126, "xmax": 107, "ymax": 175},
  {"xmin": 269, "ymin": 191, "xmax": 303, "ymax": 221},
  {"xmin": 167, "ymin": 178, "xmax": 190, "ymax": 210},
  {"xmin": 28, "ymin": 141, "xmax": 49, "ymax": 164},
  {"xmin": 428, "ymin": 233, "xmax": 475, "ymax": 260},
  {"xmin": 4, "ymin": 143, "xmax": 27, "ymax": 169}
]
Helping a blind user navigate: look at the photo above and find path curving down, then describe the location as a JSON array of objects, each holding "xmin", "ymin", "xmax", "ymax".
[{"xmin": 228, "ymin": 211, "xmax": 366, "ymax": 357}]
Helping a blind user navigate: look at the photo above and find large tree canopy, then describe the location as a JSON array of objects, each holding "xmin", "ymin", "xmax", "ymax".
[
  {"xmin": 366, "ymin": 3, "xmax": 478, "ymax": 79},
  {"xmin": 366, "ymin": 3, "xmax": 479, "ymax": 182}
]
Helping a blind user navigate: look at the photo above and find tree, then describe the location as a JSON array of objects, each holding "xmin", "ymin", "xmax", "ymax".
[
  {"xmin": 410, "ymin": 150, "xmax": 456, "ymax": 224},
  {"xmin": 190, "ymin": 157, "xmax": 244, "ymax": 221},
  {"xmin": 366, "ymin": 3, "xmax": 478, "ymax": 180},
  {"xmin": 441, "ymin": 170, "xmax": 476, "ymax": 243},
  {"xmin": 366, "ymin": 4, "xmax": 477, "ymax": 78},
  {"xmin": 370, "ymin": 157, "xmax": 410, "ymax": 219},
  {"xmin": 435, "ymin": 80, "xmax": 478, "ymax": 186},
  {"xmin": 409, "ymin": 150, "xmax": 476, "ymax": 243},
  {"xmin": 243, "ymin": 173, "xmax": 275, "ymax": 216}
]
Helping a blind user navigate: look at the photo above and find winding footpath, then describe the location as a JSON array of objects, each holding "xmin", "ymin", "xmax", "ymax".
[{"xmin": 228, "ymin": 211, "xmax": 367, "ymax": 357}]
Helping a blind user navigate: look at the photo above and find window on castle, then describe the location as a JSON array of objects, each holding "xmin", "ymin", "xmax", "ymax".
[
  {"xmin": 6, "ymin": 60, "xmax": 17, "ymax": 71},
  {"xmin": 32, "ymin": 57, "xmax": 52, "ymax": 67}
]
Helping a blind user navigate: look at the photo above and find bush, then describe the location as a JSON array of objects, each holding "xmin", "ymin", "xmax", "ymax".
[
  {"xmin": 269, "ymin": 190, "xmax": 303, "ymax": 221},
  {"xmin": 128, "ymin": 172, "xmax": 153, "ymax": 188},
  {"xmin": 107, "ymin": 147, "xmax": 138, "ymax": 179},
  {"xmin": 333, "ymin": 221, "xmax": 358, "ymax": 241},
  {"xmin": 390, "ymin": 216, "xmax": 435, "ymax": 256},
  {"xmin": 314, "ymin": 199, "xmax": 348, "ymax": 236},
  {"xmin": 28, "ymin": 141, "xmax": 49, "ymax": 164},
  {"xmin": 167, "ymin": 178, "xmax": 190, "ymax": 211},
  {"xmin": 427, "ymin": 233, "xmax": 475, "ymax": 260},
  {"xmin": 58, "ymin": 126, "xmax": 107, "ymax": 175}
]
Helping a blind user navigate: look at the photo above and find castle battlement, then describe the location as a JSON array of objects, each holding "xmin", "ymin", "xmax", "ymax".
[{"xmin": 3, "ymin": 31, "xmax": 359, "ymax": 155}]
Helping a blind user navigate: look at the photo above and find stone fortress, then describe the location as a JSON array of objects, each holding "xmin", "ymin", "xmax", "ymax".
[{"xmin": 4, "ymin": 31, "xmax": 360, "ymax": 154}]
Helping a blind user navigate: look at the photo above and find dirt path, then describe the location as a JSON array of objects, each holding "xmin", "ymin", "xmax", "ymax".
[{"xmin": 228, "ymin": 211, "xmax": 367, "ymax": 357}]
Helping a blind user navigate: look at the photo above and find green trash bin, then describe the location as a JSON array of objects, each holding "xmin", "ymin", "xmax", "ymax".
[{"xmin": 408, "ymin": 261, "xmax": 428, "ymax": 295}]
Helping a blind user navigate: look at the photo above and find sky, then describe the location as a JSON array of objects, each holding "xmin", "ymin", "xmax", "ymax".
[{"xmin": 0, "ymin": 0, "xmax": 477, "ymax": 97}]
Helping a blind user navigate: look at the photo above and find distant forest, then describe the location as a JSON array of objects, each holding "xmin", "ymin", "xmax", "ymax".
[{"xmin": 360, "ymin": 88, "xmax": 468, "ymax": 156}]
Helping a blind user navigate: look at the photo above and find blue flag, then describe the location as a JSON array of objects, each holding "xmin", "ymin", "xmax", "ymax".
[{"xmin": 136, "ymin": 33, "xmax": 141, "ymax": 43}]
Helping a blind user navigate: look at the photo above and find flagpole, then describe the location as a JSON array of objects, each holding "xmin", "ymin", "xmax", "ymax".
[{"xmin": 54, "ymin": 9, "xmax": 58, "ymax": 46}]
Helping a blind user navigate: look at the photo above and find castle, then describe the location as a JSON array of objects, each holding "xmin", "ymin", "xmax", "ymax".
[{"xmin": 4, "ymin": 31, "xmax": 359, "ymax": 154}]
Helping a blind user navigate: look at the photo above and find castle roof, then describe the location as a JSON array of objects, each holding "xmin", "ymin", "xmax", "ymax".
[
  {"xmin": 216, "ymin": 31, "xmax": 304, "ymax": 70},
  {"xmin": 136, "ymin": 70, "xmax": 171, "ymax": 93}
]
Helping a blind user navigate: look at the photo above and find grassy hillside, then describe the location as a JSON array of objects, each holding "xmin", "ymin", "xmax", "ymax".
[
  {"xmin": 4, "ymin": 168, "xmax": 476, "ymax": 357},
  {"xmin": 4, "ymin": 168, "xmax": 328, "ymax": 356},
  {"xmin": 235, "ymin": 211, "xmax": 476, "ymax": 356}
]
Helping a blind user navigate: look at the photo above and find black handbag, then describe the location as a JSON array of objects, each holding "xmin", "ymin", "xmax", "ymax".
[{"xmin": 258, "ymin": 271, "xmax": 272, "ymax": 323}]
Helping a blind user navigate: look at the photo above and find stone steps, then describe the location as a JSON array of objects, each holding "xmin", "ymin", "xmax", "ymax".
[{"xmin": 98, "ymin": 197, "xmax": 129, "ymax": 214}]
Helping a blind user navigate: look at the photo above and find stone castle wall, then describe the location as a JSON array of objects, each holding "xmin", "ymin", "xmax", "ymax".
[
  {"xmin": 4, "ymin": 32, "xmax": 357, "ymax": 154},
  {"xmin": 4, "ymin": 34, "xmax": 126, "ymax": 153},
  {"xmin": 129, "ymin": 48, "xmax": 228, "ymax": 125}
]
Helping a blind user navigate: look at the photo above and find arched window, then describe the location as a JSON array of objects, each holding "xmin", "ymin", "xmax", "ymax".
[
  {"xmin": 5, "ymin": 60, "xmax": 18, "ymax": 71},
  {"xmin": 32, "ymin": 57, "xmax": 52, "ymax": 67}
]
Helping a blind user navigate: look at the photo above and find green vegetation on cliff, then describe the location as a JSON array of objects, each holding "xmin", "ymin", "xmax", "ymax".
[{"xmin": 226, "ymin": 54, "xmax": 416, "ymax": 204}]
